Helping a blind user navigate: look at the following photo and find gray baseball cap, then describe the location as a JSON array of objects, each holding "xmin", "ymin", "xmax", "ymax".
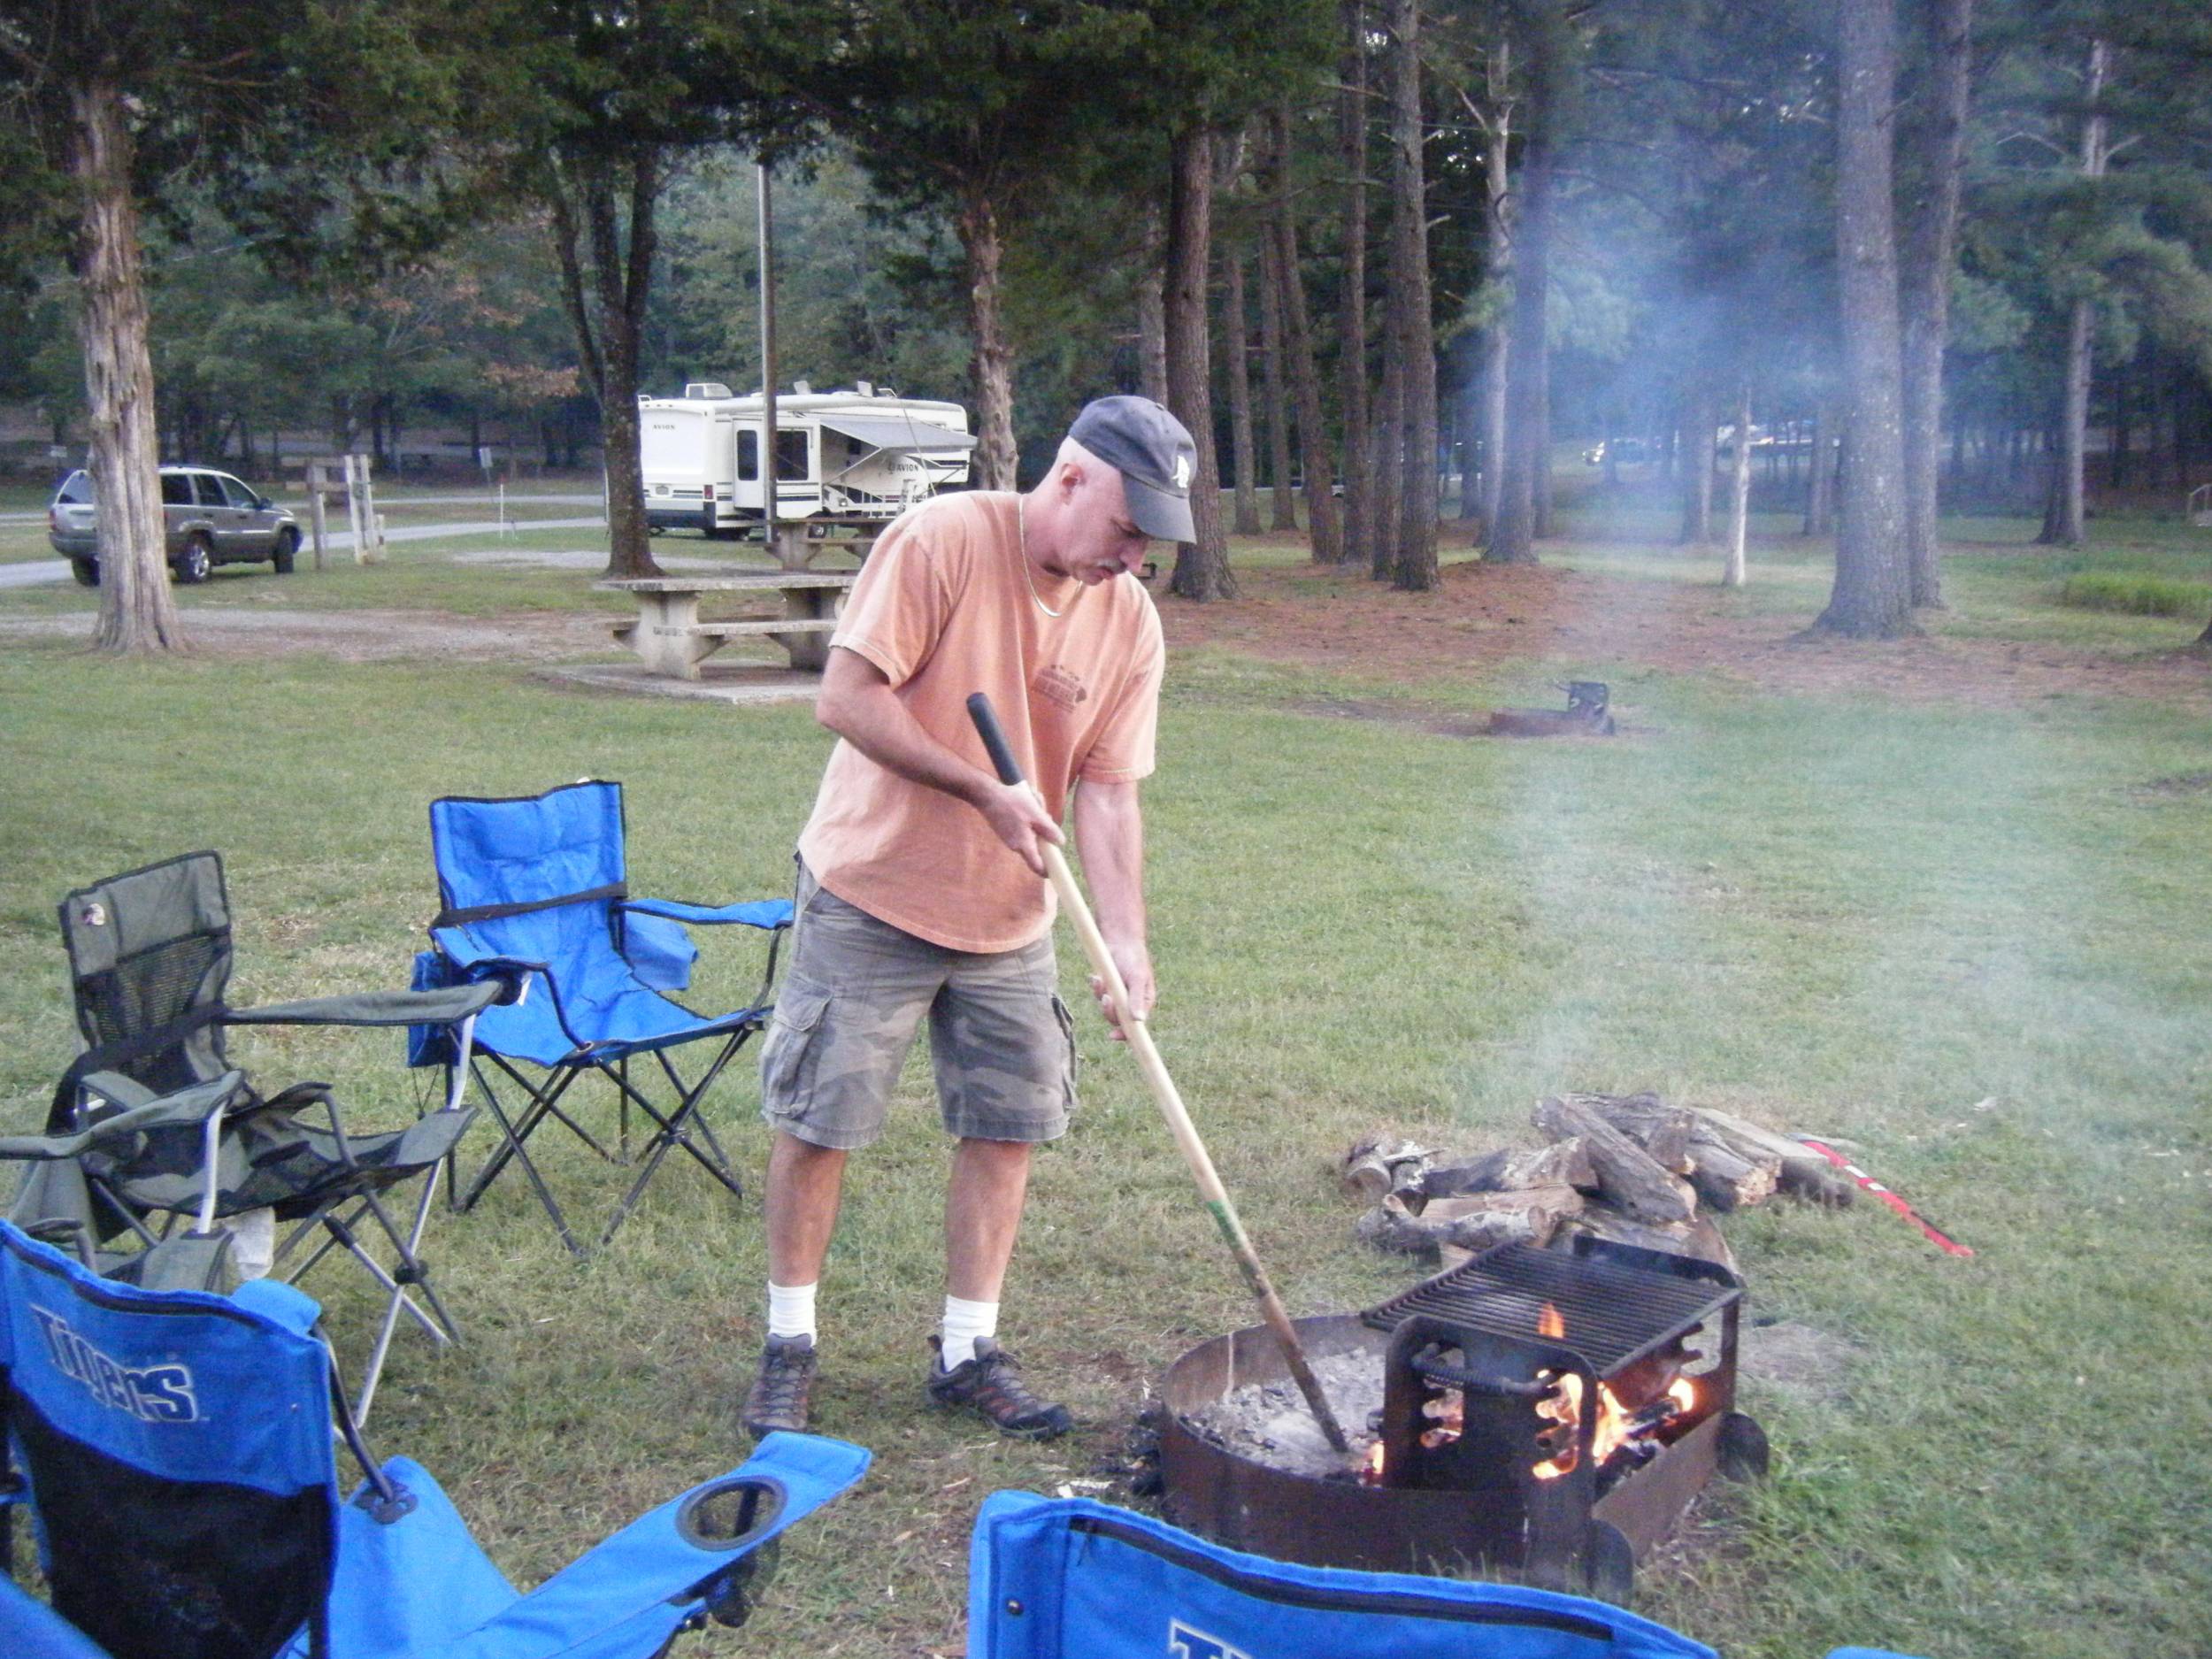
[{"xmin": 1069, "ymin": 396, "xmax": 1198, "ymax": 544}]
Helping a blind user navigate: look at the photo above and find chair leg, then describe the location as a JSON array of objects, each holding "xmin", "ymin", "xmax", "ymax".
[
  {"xmin": 352, "ymin": 1170, "xmax": 457, "ymax": 1423},
  {"xmin": 461, "ymin": 1057, "xmax": 588, "ymax": 1257},
  {"xmin": 595, "ymin": 1034, "xmax": 750, "ymax": 1246}
]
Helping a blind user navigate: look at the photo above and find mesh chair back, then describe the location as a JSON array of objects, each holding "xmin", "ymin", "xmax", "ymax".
[
  {"xmin": 56, "ymin": 854, "xmax": 234, "ymax": 1106},
  {"xmin": 0, "ymin": 1222, "xmax": 338, "ymax": 1659}
]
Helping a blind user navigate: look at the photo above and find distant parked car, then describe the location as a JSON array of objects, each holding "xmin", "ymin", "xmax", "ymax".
[
  {"xmin": 48, "ymin": 465, "xmax": 302, "ymax": 587},
  {"xmin": 1582, "ymin": 438, "xmax": 1649, "ymax": 467}
]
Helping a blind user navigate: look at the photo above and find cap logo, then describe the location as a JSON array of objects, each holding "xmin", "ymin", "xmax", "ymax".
[{"xmin": 1172, "ymin": 454, "xmax": 1192, "ymax": 490}]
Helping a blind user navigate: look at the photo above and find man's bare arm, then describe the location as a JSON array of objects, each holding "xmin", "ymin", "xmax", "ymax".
[
  {"xmin": 1071, "ymin": 777, "xmax": 1153, "ymax": 1039},
  {"xmin": 816, "ymin": 646, "xmax": 1061, "ymax": 874}
]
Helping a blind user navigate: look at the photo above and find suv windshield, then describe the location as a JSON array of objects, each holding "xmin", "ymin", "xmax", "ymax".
[{"xmin": 56, "ymin": 471, "xmax": 93, "ymax": 504}]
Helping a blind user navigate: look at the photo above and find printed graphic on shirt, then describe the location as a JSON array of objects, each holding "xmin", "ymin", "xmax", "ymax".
[{"xmin": 1033, "ymin": 664, "xmax": 1089, "ymax": 710}]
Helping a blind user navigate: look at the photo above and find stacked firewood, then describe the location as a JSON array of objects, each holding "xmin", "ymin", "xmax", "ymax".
[{"xmin": 1344, "ymin": 1092, "xmax": 1854, "ymax": 1277}]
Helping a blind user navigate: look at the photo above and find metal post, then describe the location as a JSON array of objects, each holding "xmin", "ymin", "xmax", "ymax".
[{"xmin": 757, "ymin": 159, "xmax": 778, "ymax": 546}]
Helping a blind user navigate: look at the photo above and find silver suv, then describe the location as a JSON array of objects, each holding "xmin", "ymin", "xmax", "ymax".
[{"xmin": 48, "ymin": 465, "xmax": 303, "ymax": 586}]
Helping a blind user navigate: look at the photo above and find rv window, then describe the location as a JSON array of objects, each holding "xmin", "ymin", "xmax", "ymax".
[
  {"xmin": 737, "ymin": 430, "xmax": 757, "ymax": 481},
  {"xmin": 776, "ymin": 429, "xmax": 808, "ymax": 480}
]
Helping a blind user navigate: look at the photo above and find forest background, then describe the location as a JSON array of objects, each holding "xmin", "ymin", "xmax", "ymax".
[{"xmin": 4, "ymin": 0, "xmax": 2211, "ymax": 648}]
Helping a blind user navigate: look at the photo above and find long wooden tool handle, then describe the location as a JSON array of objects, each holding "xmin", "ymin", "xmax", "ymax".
[{"xmin": 966, "ymin": 694, "xmax": 1350, "ymax": 1454}]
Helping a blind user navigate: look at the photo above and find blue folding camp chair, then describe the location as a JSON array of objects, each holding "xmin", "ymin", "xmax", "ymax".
[
  {"xmin": 966, "ymin": 1493, "xmax": 1924, "ymax": 1659},
  {"xmin": 417, "ymin": 781, "xmax": 790, "ymax": 1256},
  {"xmin": 0, "ymin": 1217, "xmax": 869, "ymax": 1659}
]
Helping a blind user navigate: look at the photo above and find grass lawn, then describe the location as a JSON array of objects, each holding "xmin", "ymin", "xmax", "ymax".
[{"xmin": 3, "ymin": 507, "xmax": 2210, "ymax": 1659}]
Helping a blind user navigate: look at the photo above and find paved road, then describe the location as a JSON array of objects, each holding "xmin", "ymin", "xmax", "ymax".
[{"xmin": 0, "ymin": 514, "xmax": 608, "ymax": 590}]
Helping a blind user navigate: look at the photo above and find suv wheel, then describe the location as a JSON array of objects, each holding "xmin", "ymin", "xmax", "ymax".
[
  {"xmin": 71, "ymin": 558, "xmax": 99, "ymax": 588},
  {"xmin": 272, "ymin": 526, "xmax": 299, "ymax": 574},
  {"xmin": 173, "ymin": 535, "xmax": 212, "ymax": 585}
]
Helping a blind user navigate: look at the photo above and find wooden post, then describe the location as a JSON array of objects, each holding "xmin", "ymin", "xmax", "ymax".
[
  {"xmin": 307, "ymin": 459, "xmax": 329, "ymax": 571},
  {"xmin": 357, "ymin": 454, "xmax": 383, "ymax": 562}
]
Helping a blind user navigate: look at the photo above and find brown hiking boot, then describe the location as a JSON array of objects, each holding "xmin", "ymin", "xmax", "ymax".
[
  {"xmin": 741, "ymin": 1333, "xmax": 817, "ymax": 1440},
  {"xmin": 926, "ymin": 1336, "xmax": 1071, "ymax": 1440}
]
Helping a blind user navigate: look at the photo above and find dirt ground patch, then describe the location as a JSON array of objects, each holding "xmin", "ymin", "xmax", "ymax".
[{"xmin": 1157, "ymin": 554, "xmax": 2212, "ymax": 711}]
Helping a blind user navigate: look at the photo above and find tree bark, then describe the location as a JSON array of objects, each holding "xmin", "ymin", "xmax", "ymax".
[
  {"xmin": 1477, "ymin": 42, "xmax": 1514, "ymax": 535},
  {"xmin": 1165, "ymin": 127, "xmax": 1235, "ymax": 601},
  {"xmin": 1815, "ymin": 0, "xmax": 1913, "ymax": 638},
  {"xmin": 1269, "ymin": 105, "xmax": 1344, "ymax": 563},
  {"xmin": 545, "ymin": 147, "xmax": 664, "ymax": 580},
  {"xmin": 2039, "ymin": 39, "xmax": 2108, "ymax": 549},
  {"xmin": 1724, "ymin": 380, "xmax": 1751, "ymax": 587},
  {"xmin": 1224, "ymin": 243, "xmax": 1263, "ymax": 535},
  {"xmin": 1802, "ymin": 394, "xmax": 1836, "ymax": 534},
  {"xmin": 1138, "ymin": 206, "xmax": 1170, "ymax": 407},
  {"xmin": 1678, "ymin": 388, "xmax": 1716, "ymax": 546},
  {"xmin": 1899, "ymin": 0, "xmax": 1973, "ymax": 605},
  {"xmin": 1386, "ymin": 0, "xmax": 1438, "ymax": 590},
  {"xmin": 1337, "ymin": 0, "xmax": 1376, "ymax": 568},
  {"xmin": 1256, "ymin": 230, "xmax": 1300, "ymax": 531},
  {"xmin": 1371, "ymin": 336, "xmax": 1403, "ymax": 579},
  {"xmin": 73, "ymin": 80, "xmax": 187, "ymax": 654},
  {"xmin": 956, "ymin": 192, "xmax": 1020, "ymax": 492},
  {"xmin": 1487, "ymin": 0, "xmax": 1563, "ymax": 565}
]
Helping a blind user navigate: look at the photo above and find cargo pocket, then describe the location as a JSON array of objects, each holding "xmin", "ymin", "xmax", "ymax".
[
  {"xmin": 760, "ymin": 973, "xmax": 832, "ymax": 1110},
  {"xmin": 1050, "ymin": 992, "xmax": 1078, "ymax": 1112}
]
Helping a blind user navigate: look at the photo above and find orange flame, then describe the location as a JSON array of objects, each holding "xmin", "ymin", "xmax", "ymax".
[
  {"xmin": 1537, "ymin": 1302, "xmax": 1564, "ymax": 1339},
  {"xmin": 1532, "ymin": 1373, "xmax": 1701, "ymax": 1481}
]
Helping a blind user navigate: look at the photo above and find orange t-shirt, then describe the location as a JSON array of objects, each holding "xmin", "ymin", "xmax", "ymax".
[{"xmin": 796, "ymin": 491, "xmax": 1164, "ymax": 952}]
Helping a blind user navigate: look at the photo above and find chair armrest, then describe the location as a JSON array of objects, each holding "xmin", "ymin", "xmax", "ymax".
[
  {"xmin": 622, "ymin": 896, "xmax": 793, "ymax": 930},
  {"xmin": 421, "ymin": 1433, "xmax": 868, "ymax": 1659},
  {"xmin": 0, "ymin": 1577, "xmax": 112, "ymax": 1659},
  {"xmin": 229, "ymin": 981, "xmax": 511, "ymax": 1028},
  {"xmin": 2, "ymin": 1071, "xmax": 248, "ymax": 1161}
]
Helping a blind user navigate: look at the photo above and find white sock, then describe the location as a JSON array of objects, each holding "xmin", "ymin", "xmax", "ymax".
[
  {"xmin": 766, "ymin": 1280, "xmax": 818, "ymax": 1343},
  {"xmin": 940, "ymin": 1294, "xmax": 998, "ymax": 1369}
]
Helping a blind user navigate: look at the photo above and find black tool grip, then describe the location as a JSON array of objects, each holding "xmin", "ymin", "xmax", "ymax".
[{"xmin": 966, "ymin": 693, "xmax": 1026, "ymax": 786}]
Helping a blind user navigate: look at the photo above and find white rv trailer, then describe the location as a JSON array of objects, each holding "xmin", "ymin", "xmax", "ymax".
[{"xmin": 639, "ymin": 381, "xmax": 976, "ymax": 536}]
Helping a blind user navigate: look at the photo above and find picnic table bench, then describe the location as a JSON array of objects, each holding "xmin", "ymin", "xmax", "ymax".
[{"xmin": 599, "ymin": 570, "xmax": 857, "ymax": 677}]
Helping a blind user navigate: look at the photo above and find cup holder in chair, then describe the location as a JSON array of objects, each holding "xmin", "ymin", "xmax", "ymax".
[{"xmin": 674, "ymin": 1476, "xmax": 787, "ymax": 1629}]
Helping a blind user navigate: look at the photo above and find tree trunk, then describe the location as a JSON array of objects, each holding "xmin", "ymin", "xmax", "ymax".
[
  {"xmin": 1899, "ymin": 0, "xmax": 1973, "ymax": 607},
  {"xmin": 1138, "ymin": 207, "xmax": 1170, "ymax": 407},
  {"xmin": 1269, "ymin": 105, "xmax": 1343, "ymax": 563},
  {"xmin": 1724, "ymin": 380, "xmax": 1751, "ymax": 588},
  {"xmin": 1224, "ymin": 243, "xmax": 1263, "ymax": 535},
  {"xmin": 1371, "ymin": 339, "xmax": 1402, "ymax": 580},
  {"xmin": 1678, "ymin": 388, "xmax": 1716, "ymax": 546},
  {"xmin": 1803, "ymin": 394, "xmax": 1836, "ymax": 534},
  {"xmin": 2039, "ymin": 40, "xmax": 2108, "ymax": 549},
  {"xmin": 1815, "ymin": 0, "xmax": 1913, "ymax": 638},
  {"xmin": 1256, "ymin": 230, "xmax": 1299, "ymax": 530},
  {"xmin": 1478, "ymin": 47, "xmax": 1513, "ymax": 534},
  {"xmin": 956, "ymin": 193, "xmax": 1020, "ymax": 492},
  {"xmin": 1386, "ymin": 0, "xmax": 1438, "ymax": 590},
  {"xmin": 544, "ymin": 147, "xmax": 664, "ymax": 580},
  {"xmin": 72, "ymin": 80, "xmax": 186, "ymax": 654},
  {"xmin": 1488, "ymin": 1, "xmax": 1563, "ymax": 565},
  {"xmin": 1165, "ymin": 127, "xmax": 1235, "ymax": 601},
  {"xmin": 1338, "ymin": 0, "xmax": 1375, "ymax": 568},
  {"xmin": 1532, "ymin": 335, "xmax": 1554, "ymax": 537}
]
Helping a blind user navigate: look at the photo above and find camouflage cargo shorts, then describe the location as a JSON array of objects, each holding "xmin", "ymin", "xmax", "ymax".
[{"xmin": 758, "ymin": 862, "xmax": 1076, "ymax": 1150}]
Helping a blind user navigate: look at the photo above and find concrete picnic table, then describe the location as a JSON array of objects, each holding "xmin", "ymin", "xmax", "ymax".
[
  {"xmin": 599, "ymin": 520, "xmax": 878, "ymax": 678},
  {"xmin": 598, "ymin": 569, "xmax": 857, "ymax": 676}
]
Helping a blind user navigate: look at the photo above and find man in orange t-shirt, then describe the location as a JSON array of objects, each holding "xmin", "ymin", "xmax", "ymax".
[{"xmin": 743, "ymin": 396, "xmax": 1191, "ymax": 1444}]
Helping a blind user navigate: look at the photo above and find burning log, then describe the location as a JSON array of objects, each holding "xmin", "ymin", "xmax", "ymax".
[
  {"xmin": 1532, "ymin": 1095, "xmax": 1696, "ymax": 1226},
  {"xmin": 1558, "ymin": 1210, "xmax": 1740, "ymax": 1279}
]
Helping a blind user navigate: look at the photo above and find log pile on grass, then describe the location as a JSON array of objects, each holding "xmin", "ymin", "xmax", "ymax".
[{"xmin": 1346, "ymin": 1092, "xmax": 1854, "ymax": 1278}]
